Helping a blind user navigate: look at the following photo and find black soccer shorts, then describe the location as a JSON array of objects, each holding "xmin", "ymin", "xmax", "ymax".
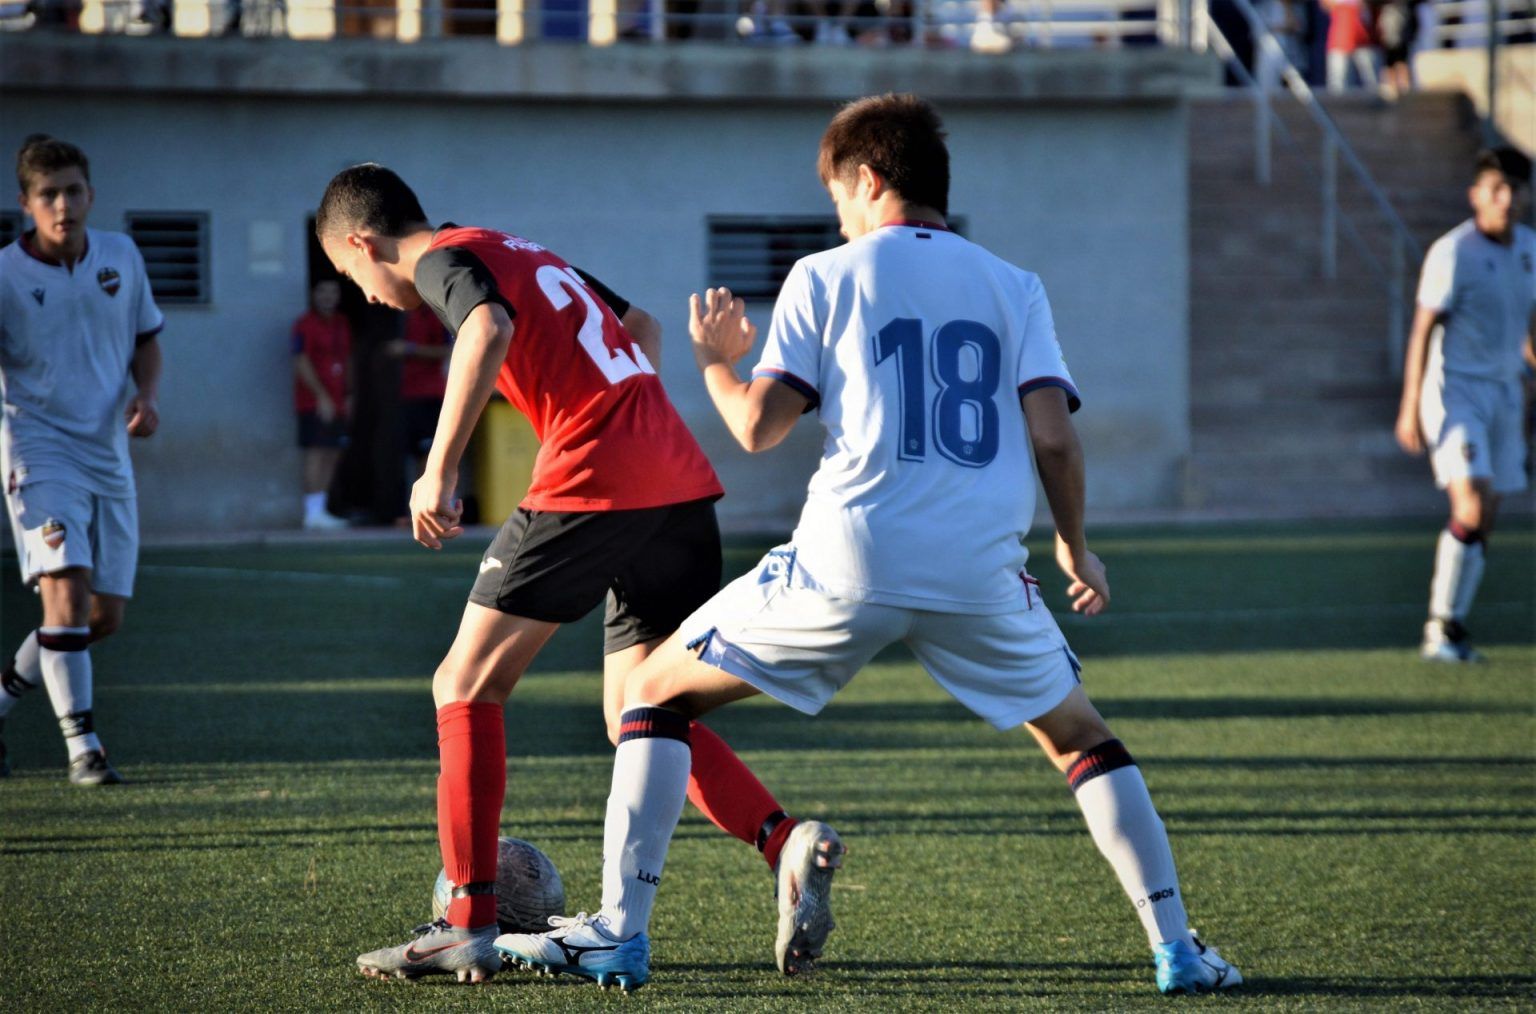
[{"xmin": 468, "ymin": 497, "xmax": 722, "ymax": 654}]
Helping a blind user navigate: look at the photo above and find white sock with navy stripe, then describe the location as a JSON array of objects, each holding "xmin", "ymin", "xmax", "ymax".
[
  {"xmin": 599, "ymin": 705, "xmax": 692, "ymax": 940},
  {"xmin": 0, "ymin": 630, "xmax": 42, "ymax": 719},
  {"xmin": 1068, "ymin": 739, "xmax": 1193, "ymax": 949},
  {"xmin": 38, "ymin": 626, "xmax": 99, "ymax": 761}
]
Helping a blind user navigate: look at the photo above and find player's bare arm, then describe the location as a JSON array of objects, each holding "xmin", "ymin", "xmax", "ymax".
[
  {"xmin": 293, "ymin": 352, "xmax": 336, "ymax": 423},
  {"xmin": 1022, "ymin": 385, "xmax": 1108, "ymax": 616},
  {"xmin": 1395, "ymin": 305, "xmax": 1441, "ymax": 455},
  {"xmin": 412, "ymin": 301, "xmax": 513, "ymax": 550},
  {"xmin": 690, "ymin": 286, "xmax": 806, "ymax": 452},
  {"xmin": 622, "ymin": 305, "xmax": 662, "ymax": 370},
  {"xmin": 125, "ymin": 336, "xmax": 162, "ymax": 438}
]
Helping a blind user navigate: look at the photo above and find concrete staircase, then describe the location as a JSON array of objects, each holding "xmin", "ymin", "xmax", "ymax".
[{"xmin": 1185, "ymin": 90, "xmax": 1484, "ymax": 517}]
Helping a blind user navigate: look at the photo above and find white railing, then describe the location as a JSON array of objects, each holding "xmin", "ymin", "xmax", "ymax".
[
  {"xmin": 1425, "ymin": 0, "xmax": 1536, "ymax": 46},
  {"xmin": 1203, "ymin": 0, "xmax": 1424, "ymax": 373}
]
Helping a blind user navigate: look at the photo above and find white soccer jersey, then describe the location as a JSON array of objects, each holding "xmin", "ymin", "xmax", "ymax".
[
  {"xmin": 0, "ymin": 229, "xmax": 163, "ymax": 497},
  {"xmin": 1417, "ymin": 220, "xmax": 1536, "ymax": 383},
  {"xmin": 752, "ymin": 222, "xmax": 1079, "ymax": 615}
]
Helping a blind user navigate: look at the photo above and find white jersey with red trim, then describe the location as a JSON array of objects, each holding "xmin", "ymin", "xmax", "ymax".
[
  {"xmin": 752, "ymin": 222, "xmax": 1080, "ymax": 614},
  {"xmin": 0, "ymin": 228, "xmax": 163, "ymax": 497}
]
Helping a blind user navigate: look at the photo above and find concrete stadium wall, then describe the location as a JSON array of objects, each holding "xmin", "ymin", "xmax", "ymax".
[{"xmin": 1, "ymin": 41, "xmax": 1203, "ymax": 534}]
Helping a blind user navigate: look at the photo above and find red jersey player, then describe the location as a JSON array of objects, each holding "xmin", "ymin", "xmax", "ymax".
[
  {"xmin": 314, "ymin": 164, "xmax": 837, "ymax": 984},
  {"xmin": 290, "ymin": 278, "xmax": 351, "ymax": 530}
]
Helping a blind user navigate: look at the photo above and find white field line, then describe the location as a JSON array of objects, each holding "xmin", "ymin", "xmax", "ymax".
[{"xmin": 139, "ymin": 564, "xmax": 1531, "ymax": 626}]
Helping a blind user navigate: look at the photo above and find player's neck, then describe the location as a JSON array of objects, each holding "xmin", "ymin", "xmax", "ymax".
[
  {"xmin": 877, "ymin": 202, "xmax": 947, "ymax": 231},
  {"xmin": 24, "ymin": 228, "xmax": 87, "ymax": 268},
  {"xmin": 396, "ymin": 225, "xmax": 436, "ymax": 282},
  {"xmin": 1473, "ymin": 216, "xmax": 1513, "ymax": 245}
]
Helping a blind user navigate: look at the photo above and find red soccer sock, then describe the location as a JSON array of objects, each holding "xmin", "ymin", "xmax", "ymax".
[
  {"xmin": 686, "ymin": 721, "xmax": 798, "ymax": 870},
  {"xmin": 436, "ymin": 701, "xmax": 506, "ymax": 928}
]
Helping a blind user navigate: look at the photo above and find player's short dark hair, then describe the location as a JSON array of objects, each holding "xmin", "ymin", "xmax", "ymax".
[
  {"xmin": 817, "ymin": 94, "xmax": 950, "ymax": 216},
  {"xmin": 16, "ymin": 134, "xmax": 89, "ymax": 195},
  {"xmin": 315, "ymin": 163, "xmax": 429, "ymax": 240},
  {"xmin": 1473, "ymin": 147, "xmax": 1533, "ymax": 186}
]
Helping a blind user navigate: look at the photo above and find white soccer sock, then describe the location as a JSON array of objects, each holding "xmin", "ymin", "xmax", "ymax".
[
  {"xmin": 1070, "ymin": 746, "xmax": 1193, "ymax": 949},
  {"xmin": 1428, "ymin": 528, "xmax": 1466, "ymax": 621},
  {"xmin": 599, "ymin": 705, "xmax": 692, "ymax": 940},
  {"xmin": 304, "ymin": 492, "xmax": 326, "ymax": 519},
  {"xmin": 1451, "ymin": 539, "xmax": 1485, "ymax": 623},
  {"xmin": 0, "ymin": 630, "xmax": 42, "ymax": 718},
  {"xmin": 39, "ymin": 626, "xmax": 100, "ymax": 761}
]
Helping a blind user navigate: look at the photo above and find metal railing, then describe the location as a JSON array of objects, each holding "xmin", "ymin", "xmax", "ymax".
[{"xmin": 1202, "ymin": 0, "xmax": 1424, "ymax": 373}]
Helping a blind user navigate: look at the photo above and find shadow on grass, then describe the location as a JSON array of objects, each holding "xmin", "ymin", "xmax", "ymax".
[{"xmin": 1239, "ymin": 973, "xmax": 1536, "ymax": 1000}]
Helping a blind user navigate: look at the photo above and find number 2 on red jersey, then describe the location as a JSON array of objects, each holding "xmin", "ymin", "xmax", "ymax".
[{"xmin": 535, "ymin": 265, "xmax": 656, "ymax": 384}]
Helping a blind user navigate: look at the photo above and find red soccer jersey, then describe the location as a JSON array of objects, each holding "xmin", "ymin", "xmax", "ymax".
[
  {"xmin": 416, "ymin": 226, "xmax": 723, "ymax": 512},
  {"xmin": 291, "ymin": 310, "xmax": 351, "ymax": 413},
  {"xmin": 400, "ymin": 305, "xmax": 450, "ymax": 402}
]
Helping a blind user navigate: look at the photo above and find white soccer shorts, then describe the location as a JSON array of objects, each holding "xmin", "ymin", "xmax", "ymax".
[
  {"xmin": 676, "ymin": 546, "xmax": 1082, "ymax": 731},
  {"xmin": 5, "ymin": 480, "xmax": 138, "ymax": 597},
  {"xmin": 1420, "ymin": 372, "xmax": 1529, "ymax": 494}
]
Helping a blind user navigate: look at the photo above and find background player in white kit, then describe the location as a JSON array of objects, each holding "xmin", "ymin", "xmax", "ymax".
[
  {"xmin": 1395, "ymin": 147, "xmax": 1535, "ymax": 663},
  {"xmin": 498, "ymin": 93, "xmax": 1242, "ymax": 996},
  {"xmin": 0, "ymin": 135, "xmax": 164, "ymax": 783}
]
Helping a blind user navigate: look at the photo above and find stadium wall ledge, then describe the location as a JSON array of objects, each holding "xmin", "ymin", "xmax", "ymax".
[{"xmin": 0, "ymin": 34, "xmax": 1222, "ymax": 103}]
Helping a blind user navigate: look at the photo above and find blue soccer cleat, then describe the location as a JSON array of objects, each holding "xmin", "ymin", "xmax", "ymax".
[
  {"xmin": 495, "ymin": 913, "xmax": 650, "ymax": 993},
  {"xmin": 1154, "ymin": 934, "xmax": 1243, "ymax": 994}
]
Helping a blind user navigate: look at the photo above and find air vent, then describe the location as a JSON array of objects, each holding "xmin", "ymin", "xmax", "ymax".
[
  {"xmin": 707, "ymin": 217, "xmax": 843, "ymax": 301},
  {"xmin": 707, "ymin": 215, "xmax": 966, "ymax": 300},
  {"xmin": 125, "ymin": 212, "xmax": 210, "ymax": 305}
]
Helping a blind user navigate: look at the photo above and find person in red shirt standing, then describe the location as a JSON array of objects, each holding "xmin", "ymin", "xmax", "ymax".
[
  {"xmin": 388, "ymin": 304, "xmax": 452, "ymax": 485},
  {"xmin": 291, "ymin": 278, "xmax": 351, "ymax": 530},
  {"xmin": 315, "ymin": 164, "xmax": 837, "ymax": 985}
]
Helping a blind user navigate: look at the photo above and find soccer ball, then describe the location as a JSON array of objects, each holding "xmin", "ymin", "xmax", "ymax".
[{"xmin": 431, "ymin": 836, "xmax": 565, "ymax": 932}]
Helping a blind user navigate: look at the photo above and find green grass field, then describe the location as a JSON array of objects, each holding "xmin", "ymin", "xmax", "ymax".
[{"xmin": 1, "ymin": 519, "xmax": 1533, "ymax": 1011}]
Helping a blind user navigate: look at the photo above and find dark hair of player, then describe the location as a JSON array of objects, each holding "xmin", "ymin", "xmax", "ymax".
[
  {"xmin": 1473, "ymin": 147, "xmax": 1533, "ymax": 187},
  {"xmin": 16, "ymin": 134, "xmax": 90, "ymax": 195},
  {"xmin": 315, "ymin": 163, "xmax": 429, "ymax": 240},
  {"xmin": 817, "ymin": 93, "xmax": 950, "ymax": 216}
]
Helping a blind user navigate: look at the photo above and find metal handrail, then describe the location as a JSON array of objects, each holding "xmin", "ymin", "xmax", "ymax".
[{"xmin": 1202, "ymin": 0, "xmax": 1424, "ymax": 371}]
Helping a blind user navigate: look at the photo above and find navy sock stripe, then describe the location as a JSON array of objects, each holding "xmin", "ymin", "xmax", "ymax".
[
  {"xmin": 37, "ymin": 631, "xmax": 89, "ymax": 652},
  {"xmin": 58, "ymin": 710, "xmax": 94, "ymax": 739},
  {"xmin": 1066, "ymin": 738, "xmax": 1135, "ymax": 792},
  {"xmin": 617, "ymin": 707, "xmax": 691, "ymax": 746},
  {"xmin": 1448, "ymin": 520, "xmax": 1485, "ymax": 546}
]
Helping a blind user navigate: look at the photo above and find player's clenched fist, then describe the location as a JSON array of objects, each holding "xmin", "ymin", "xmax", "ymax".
[
  {"xmin": 410, "ymin": 471, "xmax": 463, "ymax": 550},
  {"xmin": 125, "ymin": 394, "xmax": 159, "ymax": 438},
  {"xmin": 689, "ymin": 286, "xmax": 757, "ymax": 370},
  {"xmin": 1055, "ymin": 535, "xmax": 1110, "ymax": 617}
]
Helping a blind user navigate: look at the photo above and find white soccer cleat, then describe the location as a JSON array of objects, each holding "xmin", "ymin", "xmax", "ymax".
[
  {"xmin": 1420, "ymin": 619, "xmax": 1484, "ymax": 663},
  {"xmin": 1153, "ymin": 933, "xmax": 1243, "ymax": 994},
  {"xmin": 356, "ymin": 918, "xmax": 500, "ymax": 982},
  {"xmin": 495, "ymin": 913, "xmax": 650, "ymax": 993},
  {"xmin": 774, "ymin": 820, "xmax": 845, "ymax": 975}
]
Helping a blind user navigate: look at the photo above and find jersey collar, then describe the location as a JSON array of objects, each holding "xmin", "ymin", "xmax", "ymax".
[
  {"xmin": 880, "ymin": 219, "xmax": 950, "ymax": 232},
  {"xmin": 19, "ymin": 229, "xmax": 91, "ymax": 271}
]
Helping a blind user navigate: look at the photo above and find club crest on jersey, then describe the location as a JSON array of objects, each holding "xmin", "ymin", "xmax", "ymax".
[
  {"xmin": 40, "ymin": 519, "xmax": 66, "ymax": 550},
  {"xmin": 1521, "ymin": 252, "xmax": 1533, "ymax": 274},
  {"xmin": 30, "ymin": 287, "xmax": 44, "ymax": 306},
  {"xmin": 98, "ymin": 267, "xmax": 121, "ymax": 297}
]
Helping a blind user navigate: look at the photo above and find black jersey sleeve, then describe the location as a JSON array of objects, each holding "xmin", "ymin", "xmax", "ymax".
[
  {"xmin": 415, "ymin": 246, "xmax": 517, "ymax": 335},
  {"xmin": 572, "ymin": 267, "xmax": 631, "ymax": 320}
]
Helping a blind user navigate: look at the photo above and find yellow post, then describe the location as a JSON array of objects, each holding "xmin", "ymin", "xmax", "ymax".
[{"xmin": 472, "ymin": 398, "xmax": 539, "ymax": 526}]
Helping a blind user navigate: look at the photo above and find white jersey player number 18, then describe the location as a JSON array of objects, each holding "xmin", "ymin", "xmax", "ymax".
[{"xmin": 873, "ymin": 317, "xmax": 1002, "ymax": 467}]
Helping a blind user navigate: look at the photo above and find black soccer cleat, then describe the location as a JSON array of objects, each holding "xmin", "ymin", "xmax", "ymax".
[{"xmin": 68, "ymin": 749, "xmax": 124, "ymax": 786}]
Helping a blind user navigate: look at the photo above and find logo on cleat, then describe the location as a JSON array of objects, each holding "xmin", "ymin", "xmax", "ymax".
[
  {"xmin": 403, "ymin": 940, "xmax": 465, "ymax": 962},
  {"xmin": 553, "ymin": 940, "xmax": 619, "ymax": 966}
]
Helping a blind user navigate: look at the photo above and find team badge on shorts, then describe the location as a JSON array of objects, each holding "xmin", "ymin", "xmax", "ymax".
[
  {"xmin": 98, "ymin": 267, "xmax": 121, "ymax": 297},
  {"xmin": 40, "ymin": 519, "xmax": 66, "ymax": 550}
]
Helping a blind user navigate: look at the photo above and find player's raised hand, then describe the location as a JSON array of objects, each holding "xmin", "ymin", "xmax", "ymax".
[
  {"xmin": 689, "ymin": 287, "xmax": 757, "ymax": 370},
  {"xmin": 409, "ymin": 471, "xmax": 463, "ymax": 550},
  {"xmin": 125, "ymin": 394, "xmax": 159, "ymax": 438},
  {"xmin": 1055, "ymin": 536, "xmax": 1109, "ymax": 616},
  {"xmin": 1394, "ymin": 403, "xmax": 1425, "ymax": 455}
]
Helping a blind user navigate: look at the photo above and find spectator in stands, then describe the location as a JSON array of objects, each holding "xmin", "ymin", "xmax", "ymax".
[
  {"xmin": 741, "ymin": 0, "xmax": 797, "ymax": 42},
  {"xmin": 388, "ymin": 305, "xmax": 452, "ymax": 489},
  {"xmin": 971, "ymin": 0, "xmax": 1011, "ymax": 53},
  {"xmin": 1377, "ymin": 0, "xmax": 1419, "ymax": 98},
  {"xmin": 292, "ymin": 278, "xmax": 352, "ymax": 530},
  {"xmin": 1323, "ymin": 0, "xmax": 1379, "ymax": 93},
  {"xmin": 1258, "ymin": 0, "xmax": 1309, "ymax": 91},
  {"xmin": 810, "ymin": 0, "xmax": 856, "ymax": 44}
]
